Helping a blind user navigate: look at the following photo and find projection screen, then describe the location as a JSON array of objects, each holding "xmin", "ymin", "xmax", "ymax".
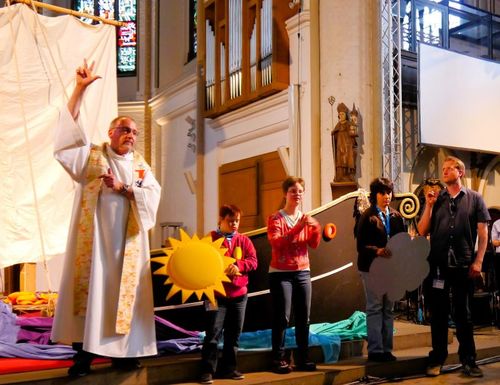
[{"xmin": 419, "ymin": 43, "xmax": 500, "ymax": 154}]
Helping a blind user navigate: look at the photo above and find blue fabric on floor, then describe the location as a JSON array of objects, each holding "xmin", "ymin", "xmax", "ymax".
[
  {"xmin": 310, "ymin": 310, "xmax": 367, "ymax": 340},
  {"xmin": 156, "ymin": 311, "xmax": 368, "ymax": 363},
  {"xmin": 236, "ymin": 311, "xmax": 367, "ymax": 363},
  {"xmin": 157, "ymin": 336, "xmax": 202, "ymax": 354},
  {"xmin": 237, "ymin": 327, "xmax": 341, "ymax": 363}
]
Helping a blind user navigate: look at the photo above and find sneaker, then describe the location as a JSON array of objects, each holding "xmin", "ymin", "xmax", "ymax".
[
  {"xmin": 426, "ymin": 364, "xmax": 442, "ymax": 377},
  {"xmin": 383, "ymin": 352, "xmax": 397, "ymax": 362},
  {"xmin": 220, "ymin": 370, "xmax": 245, "ymax": 380},
  {"xmin": 200, "ymin": 372, "xmax": 213, "ymax": 384},
  {"xmin": 272, "ymin": 360, "xmax": 292, "ymax": 374},
  {"xmin": 462, "ymin": 362, "xmax": 483, "ymax": 377},
  {"xmin": 295, "ymin": 361, "xmax": 316, "ymax": 371}
]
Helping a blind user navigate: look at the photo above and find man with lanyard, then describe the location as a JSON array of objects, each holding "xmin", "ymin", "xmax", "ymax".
[{"xmin": 418, "ymin": 156, "xmax": 490, "ymax": 378}]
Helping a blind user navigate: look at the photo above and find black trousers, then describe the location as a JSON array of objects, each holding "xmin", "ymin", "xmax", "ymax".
[
  {"xmin": 201, "ymin": 294, "xmax": 248, "ymax": 375},
  {"xmin": 425, "ymin": 266, "xmax": 476, "ymax": 365},
  {"xmin": 269, "ymin": 270, "xmax": 312, "ymax": 363}
]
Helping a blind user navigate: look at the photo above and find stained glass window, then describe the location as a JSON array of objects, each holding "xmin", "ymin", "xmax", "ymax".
[
  {"xmin": 73, "ymin": 0, "xmax": 137, "ymax": 76},
  {"xmin": 98, "ymin": 0, "xmax": 115, "ymax": 20},
  {"xmin": 187, "ymin": 0, "xmax": 197, "ymax": 62},
  {"xmin": 74, "ymin": 0, "xmax": 95, "ymax": 24}
]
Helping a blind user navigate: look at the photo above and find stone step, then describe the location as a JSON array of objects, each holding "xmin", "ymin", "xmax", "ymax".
[{"xmin": 4, "ymin": 323, "xmax": 499, "ymax": 385}]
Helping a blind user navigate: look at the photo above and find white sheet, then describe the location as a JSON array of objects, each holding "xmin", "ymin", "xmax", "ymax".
[{"xmin": 0, "ymin": 4, "xmax": 117, "ymax": 268}]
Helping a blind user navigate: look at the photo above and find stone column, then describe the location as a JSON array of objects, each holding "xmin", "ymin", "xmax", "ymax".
[{"xmin": 286, "ymin": 0, "xmax": 320, "ymax": 212}]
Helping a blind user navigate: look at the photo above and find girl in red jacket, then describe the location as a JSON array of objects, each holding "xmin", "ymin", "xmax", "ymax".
[{"xmin": 267, "ymin": 177, "xmax": 321, "ymax": 374}]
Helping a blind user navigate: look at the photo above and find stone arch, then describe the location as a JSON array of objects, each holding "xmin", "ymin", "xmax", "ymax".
[{"xmin": 479, "ymin": 155, "xmax": 500, "ymax": 206}]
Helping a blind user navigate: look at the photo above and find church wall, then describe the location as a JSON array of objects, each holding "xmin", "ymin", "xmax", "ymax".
[
  {"xmin": 149, "ymin": 76, "xmax": 291, "ymax": 238},
  {"xmin": 117, "ymin": 1, "xmax": 199, "ymax": 241},
  {"xmin": 204, "ymin": 92, "xmax": 290, "ymax": 232},
  {"xmin": 151, "ymin": 0, "xmax": 386, "ymax": 233},
  {"xmin": 156, "ymin": 0, "xmax": 195, "ymax": 91},
  {"xmin": 319, "ymin": 0, "xmax": 382, "ymax": 203},
  {"xmin": 482, "ymin": 159, "xmax": 500, "ymax": 208},
  {"xmin": 286, "ymin": 4, "xmax": 321, "ymax": 210},
  {"xmin": 150, "ymin": 73, "xmax": 198, "ymax": 239}
]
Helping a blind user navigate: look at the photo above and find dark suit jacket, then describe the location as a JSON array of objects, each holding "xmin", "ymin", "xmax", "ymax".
[{"xmin": 356, "ymin": 205, "xmax": 406, "ymax": 272}]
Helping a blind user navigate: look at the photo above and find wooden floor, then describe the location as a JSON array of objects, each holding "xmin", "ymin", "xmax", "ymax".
[{"xmin": 2, "ymin": 322, "xmax": 500, "ymax": 385}]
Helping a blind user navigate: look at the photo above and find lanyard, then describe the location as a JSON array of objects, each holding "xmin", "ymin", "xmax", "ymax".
[{"xmin": 376, "ymin": 207, "xmax": 391, "ymax": 237}]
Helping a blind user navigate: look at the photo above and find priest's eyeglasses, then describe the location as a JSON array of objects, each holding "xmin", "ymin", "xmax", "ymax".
[{"xmin": 115, "ymin": 126, "xmax": 139, "ymax": 136}]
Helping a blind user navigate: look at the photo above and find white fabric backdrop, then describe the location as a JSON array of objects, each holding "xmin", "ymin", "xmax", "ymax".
[{"xmin": 0, "ymin": 4, "xmax": 117, "ymax": 268}]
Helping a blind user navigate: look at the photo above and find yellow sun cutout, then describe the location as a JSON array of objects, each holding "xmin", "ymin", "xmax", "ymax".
[{"xmin": 151, "ymin": 229, "xmax": 235, "ymax": 305}]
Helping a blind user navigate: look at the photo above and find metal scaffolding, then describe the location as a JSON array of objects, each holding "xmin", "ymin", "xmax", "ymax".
[{"xmin": 380, "ymin": 0, "xmax": 403, "ymax": 192}]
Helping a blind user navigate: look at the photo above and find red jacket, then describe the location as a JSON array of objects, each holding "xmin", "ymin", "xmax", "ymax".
[
  {"xmin": 210, "ymin": 231, "xmax": 258, "ymax": 298},
  {"xmin": 267, "ymin": 211, "xmax": 321, "ymax": 271}
]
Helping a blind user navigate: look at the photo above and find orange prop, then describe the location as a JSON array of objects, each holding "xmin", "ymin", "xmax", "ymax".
[{"xmin": 322, "ymin": 223, "xmax": 337, "ymax": 242}]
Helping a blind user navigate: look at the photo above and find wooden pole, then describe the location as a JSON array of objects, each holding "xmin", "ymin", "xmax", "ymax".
[
  {"xmin": 143, "ymin": 0, "xmax": 152, "ymax": 164},
  {"xmin": 144, "ymin": 1, "xmax": 153, "ymax": 165},
  {"xmin": 196, "ymin": 1, "xmax": 205, "ymax": 235},
  {"xmin": 10, "ymin": 0, "xmax": 126, "ymax": 27}
]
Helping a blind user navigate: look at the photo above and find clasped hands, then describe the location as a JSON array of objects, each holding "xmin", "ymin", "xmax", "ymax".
[{"xmin": 298, "ymin": 214, "xmax": 316, "ymax": 229}]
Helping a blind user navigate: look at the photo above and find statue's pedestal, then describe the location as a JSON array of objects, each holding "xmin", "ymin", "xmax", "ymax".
[{"xmin": 330, "ymin": 181, "xmax": 357, "ymax": 200}]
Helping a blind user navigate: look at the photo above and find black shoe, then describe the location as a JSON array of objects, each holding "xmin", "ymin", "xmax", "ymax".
[
  {"xmin": 68, "ymin": 360, "xmax": 91, "ymax": 377},
  {"xmin": 272, "ymin": 360, "xmax": 292, "ymax": 374},
  {"xmin": 111, "ymin": 357, "xmax": 142, "ymax": 371},
  {"xmin": 295, "ymin": 361, "xmax": 316, "ymax": 371},
  {"xmin": 200, "ymin": 372, "xmax": 213, "ymax": 384},
  {"xmin": 367, "ymin": 352, "xmax": 387, "ymax": 362},
  {"xmin": 220, "ymin": 370, "xmax": 245, "ymax": 380},
  {"xmin": 383, "ymin": 352, "xmax": 397, "ymax": 362},
  {"xmin": 462, "ymin": 362, "xmax": 483, "ymax": 377},
  {"xmin": 68, "ymin": 346, "xmax": 94, "ymax": 377}
]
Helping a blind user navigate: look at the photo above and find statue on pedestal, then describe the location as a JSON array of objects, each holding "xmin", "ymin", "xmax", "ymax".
[{"xmin": 332, "ymin": 102, "xmax": 358, "ymax": 183}]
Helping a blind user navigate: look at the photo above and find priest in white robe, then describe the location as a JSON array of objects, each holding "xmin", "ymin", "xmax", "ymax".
[{"xmin": 50, "ymin": 60, "xmax": 161, "ymax": 377}]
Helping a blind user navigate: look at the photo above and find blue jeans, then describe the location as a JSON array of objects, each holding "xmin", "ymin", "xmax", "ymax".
[
  {"xmin": 269, "ymin": 270, "xmax": 312, "ymax": 363},
  {"xmin": 360, "ymin": 271, "xmax": 394, "ymax": 354},
  {"xmin": 201, "ymin": 294, "xmax": 247, "ymax": 374},
  {"xmin": 425, "ymin": 266, "xmax": 476, "ymax": 365}
]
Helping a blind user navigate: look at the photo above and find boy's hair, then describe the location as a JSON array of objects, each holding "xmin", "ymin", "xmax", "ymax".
[
  {"xmin": 281, "ymin": 176, "xmax": 305, "ymax": 194},
  {"xmin": 219, "ymin": 204, "xmax": 241, "ymax": 218},
  {"xmin": 369, "ymin": 177, "xmax": 394, "ymax": 206}
]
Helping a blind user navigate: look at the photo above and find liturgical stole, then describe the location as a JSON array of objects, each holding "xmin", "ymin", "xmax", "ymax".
[{"xmin": 73, "ymin": 143, "xmax": 147, "ymax": 335}]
